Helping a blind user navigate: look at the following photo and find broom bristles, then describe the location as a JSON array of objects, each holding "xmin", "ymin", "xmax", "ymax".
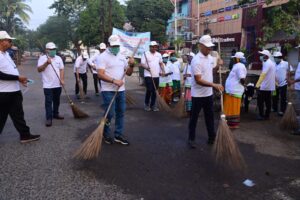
[
  {"xmin": 172, "ymin": 91, "xmax": 186, "ymax": 118},
  {"xmin": 71, "ymin": 103, "xmax": 89, "ymax": 118},
  {"xmin": 156, "ymin": 90, "xmax": 172, "ymax": 112},
  {"xmin": 74, "ymin": 118, "xmax": 105, "ymax": 160},
  {"xmin": 78, "ymin": 80, "xmax": 85, "ymax": 100},
  {"xmin": 280, "ymin": 102, "xmax": 299, "ymax": 130},
  {"xmin": 126, "ymin": 92, "xmax": 136, "ymax": 105},
  {"xmin": 213, "ymin": 115, "xmax": 246, "ymax": 171}
]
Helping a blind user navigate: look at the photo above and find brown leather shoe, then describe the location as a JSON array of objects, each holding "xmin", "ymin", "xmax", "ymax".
[
  {"xmin": 45, "ymin": 119, "xmax": 52, "ymax": 127},
  {"xmin": 53, "ymin": 115, "xmax": 64, "ymax": 120}
]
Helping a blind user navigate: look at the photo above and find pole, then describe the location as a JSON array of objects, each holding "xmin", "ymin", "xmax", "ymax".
[
  {"xmin": 174, "ymin": 0, "xmax": 177, "ymax": 41},
  {"xmin": 197, "ymin": 0, "xmax": 200, "ymax": 37}
]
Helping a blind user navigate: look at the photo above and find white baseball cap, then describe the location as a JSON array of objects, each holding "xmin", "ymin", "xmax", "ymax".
[
  {"xmin": 150, "ymin": 41, "xmax": 158, "ymax": 46},
  {"xmin": 189, "ymin": 52, "xmax": 195, "ymax": 57},
  {"xmin": 0, "ymin": 31, "xmax": 15, "ymax": 40},
  {"xmin": 258, "ymin": 49, "xmax": 271, "ymax": 57},
  {"xmin": 162, "ymin": 53, "xmax": 169, "ymax": 58},
  {"xmin": 46, "ymin": 42, "xmax": 56, "ymax": 49},
  {"xmin": 82, "ymin": 52, "xmax": 89, "ymax": 59},
  {"xmin": 108, "ymin": 35, "xmax": 120, "ymax": 46},
  {"xmin": 199, "ymin": 35, "xmax": 215, "ymax": 47},
  {"xmin": 99, "ymin": 43, "xmax": 106, "ymax": 50},
  {"xmin": 273, "ymin": 51, "xmax": 282, "ymax": 57},
  {"xmin": 231, "ymin": 52, "xmax": 245, "ymax": 59}
]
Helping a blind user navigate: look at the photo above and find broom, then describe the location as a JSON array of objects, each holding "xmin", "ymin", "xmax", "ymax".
[
  {"xmin": 213, "ymin": 41, "xmax": 246, "ymax": 171},
  {"xmin": 172, "ymin": 62, "xmax": 189, "ymax": 118},
  {"xmin": 38, "ymin": 41, "xmax": 88, "ymax": 118},
  {"xmin": 144, "ymin": 53, "xmax": 172, "ymax": 112},
  {"xmin": 74, "ymin": 40, "xmax": 142, "ymax": 160},
  {"xmin": 77, "ymin": 75, "xmax": 86, "ymax": 101},
  {"xmin": 280, "ymin": 71, "xmax": 299, "ymax": 130}
]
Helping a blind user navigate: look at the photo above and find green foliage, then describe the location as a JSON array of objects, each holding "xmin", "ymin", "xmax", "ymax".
[
  {"xmin": 126, "ymin": 0, "xmax": 173, "ymax": 42},
  {"xmin": 78, "ymin": 0, "xmax": 126, "ymax": 46},
  {"xmin": 0, "ymin": 0, "xmax": 32, "ymax": 34}
]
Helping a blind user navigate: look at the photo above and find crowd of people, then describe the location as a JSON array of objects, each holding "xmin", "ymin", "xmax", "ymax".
[{"xmin": 1, "ymin": 30, "xmax": 300, "ymax": 147}]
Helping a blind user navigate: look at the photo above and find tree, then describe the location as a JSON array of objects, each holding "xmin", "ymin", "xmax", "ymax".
[
  {"xmin": 49, "ymin": 0, "xmax": 88, "ymax": 54},
  {"xmin": 239, "ymin": 0, "xmax": 300, "ymax": 49},
  {"xmin": 0, "ymin": 0, "xmax": 32, "ymax": 34},
  {"xmin": 126, "ymin": 0, "xmax": 173, "ymax": 42},
  {"xmin": 77, "ymin": 0, "xmax": 126, "ymax": 46},
  {"xmin": 35, "ymin": 16, "xmax": 71, "ymax": 50}
]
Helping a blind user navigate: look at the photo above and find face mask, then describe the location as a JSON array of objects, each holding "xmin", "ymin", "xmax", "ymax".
[
  {"xmin": 259, "ymin": 56, "xmax": 265, "ymax": 62},
  {"xmin": 274, "ymin": 58, "xmax": 281, "ymax": 64},
  {"xmin": 109, "ymin": 47, "xmax": 120, "ymax": 56},
  {"xmin": 170, "ymin": 57, "xmax": 177, "ymax": 62},
  {"xmin": 163, "ymin": 58, "xmax": 168, "ymax": 63},
  {"xmin": 48, "ymin": 50, "xmax": 56, "ymax": 57},
  {"xmin": 240, "ymin": 58, "xmax": 247, "ymax": 65}
]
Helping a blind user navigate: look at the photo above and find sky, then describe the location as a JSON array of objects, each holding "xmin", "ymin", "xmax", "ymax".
[{"xmin": 27, "ymin": 0, "xmax": 126, "ymax": 30}]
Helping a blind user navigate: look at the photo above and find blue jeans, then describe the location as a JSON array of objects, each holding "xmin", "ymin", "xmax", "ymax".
[
  {"xmin": 44, "ymin": 87, "xmax": 62, "ymax": 120},
  {"xmin": 101, "ymin": 91, "xmax": 126, "ymax": 137}
]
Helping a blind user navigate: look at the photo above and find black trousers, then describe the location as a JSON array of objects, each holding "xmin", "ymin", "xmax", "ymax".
[
  {"xmin": 257, "ymin": 90, "xmax": 272, "ymax": 118},
  {"xmin": 74, "ymin": 73, "xmax": 88, "ymax": 95},
  {"xmin": 188, "ymin": 95, "xmax": 215, "ymax": 141},
  {"xmin": 93, "ymin": 73, "xmax": 101, "ymax": 93},
  {"xmin": 44, "ymin": 87, "xmax": 62, "ymax": 120},
  {"xmin": 272, "ymin": 85, "xmax": 287, "ymax": 113},
  {"xmin": 144, "ymin": 77, "xmax": 159, "ymax": 107},
  {"xmin": 0, "ymin": 91, "xmax": 30, "ymax": 137}
]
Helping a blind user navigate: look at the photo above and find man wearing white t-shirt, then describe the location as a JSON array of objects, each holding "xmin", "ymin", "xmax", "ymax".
[
  {"xmin": 188, "ymin": 35, "xmax": 224, "ymax": 148},
  {"xmin": 95, "ymin": 35, "xmax": 135, "ymax": 145},
  {"xmin": 88, "ymin": 43, "xmax": 106, "ymax": 95},
  {"xmin": 74, "ymin": 52, "xmax": 89, "ymax": 97},
  {"xmin": 0, "ymin": 31, "xmax": 40, "ymax": 143},
  {"xmin": 255, "ymin": 50, "xmax": 276, "ymax": 120},
  {"xmin": 141, "ymin": 41, "xmax": 164, "ymax": 111},
  {"xmin": 169, "ymin": 52, "xmax": 181, "ymax": 102},
  {"xmin": 272, "ymin": 51, "xmax": 289, "ymax": 116},
  {"xmin": 37, "ymin": 42, "xmax": 65, "ymax": 127}
]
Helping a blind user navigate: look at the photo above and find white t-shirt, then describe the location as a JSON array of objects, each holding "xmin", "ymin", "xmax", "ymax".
[
  {"xmin": 37, "ymin": 55, "xmax": 64, "ymax": 89},
  {"xmin": 159, "ymin": 62, "xmax": 173, "ymax": 85},
  {"xmin": 183, "ymin": 63, "xmax": 192, "ymax": 87},
  {"xmin": 170, "ymin": 61, "xmax": 181, "ymax": 81},
  {"xmin": 95, "ymin": 50, "xmax": 128, "ymax": 92},
  {"xmin": 88, "ymin": 50, "xmax": 100, "ymax": 74},
  {"xmin": 294, "ymin": 62, "xmax": 300, "ymax": 90},
  {"xmin": 225, "ymin": 62, "xmax": 247, "ymax": 96},
  {"xmin": 0, "ymin": 51, "xmax": 20, "ymax": 92},
  {"xmin": 141, "ymin": 51, "xmax": 162, "ymax": 78},
  {"xmin": 74, "ymin": 56, "xmax": 88, "ymax": 74},
  {"xmin": 260, "ymin": 58, "xmax": 276, "ymax": 91},
  {"xmin": 191, "ymin": 52, "xmax": 214, "ymax": 97},
  {"xmin": 275, "ymin": 60, "xmax": 289, "ymax": 87}
]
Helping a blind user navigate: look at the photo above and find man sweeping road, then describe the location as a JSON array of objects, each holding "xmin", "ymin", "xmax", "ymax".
[
  {"xmin": 95, "ymin": 35, "xmax": 135, "ymax": 145},
  {"xmin": 188, "ymin": 35, "xmax": 224, "ymax": 149},
  {"xmin": 0, "ymin": 31, "xmax": 40, "ymax": 143},
  {"xmin": 37, "ymin": 42, "xmax": 65, "ymax": 127}
]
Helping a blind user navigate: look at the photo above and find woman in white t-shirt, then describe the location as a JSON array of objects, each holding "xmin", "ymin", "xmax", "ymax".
[
  {"xmin": 183, "ymin": 52, "xmax": 194, "ymax": 113},
  {"xmin": 224, "ymin": 52, "xmax": 247, "ymax": 128},
  {"xmin": 159, "ymin": 53, "xmax": 173, "ymax": 104}
]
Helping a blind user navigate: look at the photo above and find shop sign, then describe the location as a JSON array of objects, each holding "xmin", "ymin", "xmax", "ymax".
[
  {"xmin": 217, "ymin": 16, "xmax": 224, "ymax": 22},
  {"xmin": 200, "ymin": 13, "xmax": 205, "ymax": 17},
  {"xmin": 225, "ymin": 6, "xmax": 233, "ymax": 11},
  {"xmin": 210, "ymin": 18, "xmax": 218, "ymax": 23},
  {"xmin": 224, "ymin": 15, "xmax": 232, "ymax": 21},
  {"xmin": 232, "ymin": 13, "xmax": 239, "ymax": 19},
  {"xmin": 233, "ymin": 4, "xmax": 240, "ymax": 9},
  {"xmin": 204, "ymin": 11, "xmax": 212, "ymax": 16},
  {"xmin": 212, "ymin": 10, "xmax": 218, "ymax": 14},
  {"xmin": 212, "ymin": 37, "xmax": 235, "ymax": 43},
  {"xmin": 218, "ymin": 8, "xmax": 225, "ymax": 13}
]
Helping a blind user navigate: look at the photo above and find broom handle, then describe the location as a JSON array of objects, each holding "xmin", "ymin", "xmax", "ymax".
[
  {"xmin": 103, "ymin": 39, "xmax": 142, "ymax": 119},
  {"xmin": 144, "ymin": 52, "xmax": 159, "ymax": 91},
  {"xmin": 217, "ymin": 40, "xmax": 224, "ymax": 113}
]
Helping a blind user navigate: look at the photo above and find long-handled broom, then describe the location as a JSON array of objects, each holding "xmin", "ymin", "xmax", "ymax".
[
  {"xmin": 144, "ymin": 53, "xmax": 172, "ymax": 112},
  {"xmin": 74, "ymin": 40, "xmax": 142, "ymax": 160},
  {"xmin": 172, "ymin": 62, "xmax": 189, "ymax": 118},
  {"xmin": 213, "ymin": 41, "xmax": 246, "ymax": 171},
  {"xmin": 280, "ymin": 69, "xmax": 299, "ymax": 130},
  {"xmin": 38, "ymin": 40, "xmax": 89, "ymax": 118}
]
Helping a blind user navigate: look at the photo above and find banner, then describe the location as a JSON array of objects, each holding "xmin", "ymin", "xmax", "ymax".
[{"xmin": 112, "ymin": 28, "xmax": 151, "ymax": 59}]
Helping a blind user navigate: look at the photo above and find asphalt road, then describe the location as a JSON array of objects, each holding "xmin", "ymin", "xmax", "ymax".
[{"xmin": 0, "ymin": 57, "xmax": 299, "ymax": 200}]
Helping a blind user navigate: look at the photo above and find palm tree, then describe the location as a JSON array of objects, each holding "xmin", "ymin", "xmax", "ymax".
[{"xmin": 0, "ymin": 0, "xmax": 32, "ymax": 34}]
